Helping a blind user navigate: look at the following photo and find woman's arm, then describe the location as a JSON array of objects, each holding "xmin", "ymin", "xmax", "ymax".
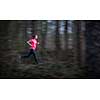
[
  {"xmin": 37, "ymin": 42, "xmax": 40, "ymax": 44},
  {"xmin": 37, "ymin": 39, "xmax": 40, "ymax": 44},
  {"xmin": 27, "ymin": 40, "xmax": 32, "ymax": 46}
]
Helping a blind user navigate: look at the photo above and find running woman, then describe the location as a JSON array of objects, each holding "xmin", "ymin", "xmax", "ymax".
[{"xmin": 22, "ymin": 34, "xmax": 39, "ymax": 64}]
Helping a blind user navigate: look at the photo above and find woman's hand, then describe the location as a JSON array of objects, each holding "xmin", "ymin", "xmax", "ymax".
[{"xmin": 38, "ymin": 42, "xmax": 40, "ymax": 44}]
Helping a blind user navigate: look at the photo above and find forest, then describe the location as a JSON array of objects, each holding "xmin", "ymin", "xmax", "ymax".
[{"xmin": 0, "ymin": 20, "xmax": 100, "ymax": 79}]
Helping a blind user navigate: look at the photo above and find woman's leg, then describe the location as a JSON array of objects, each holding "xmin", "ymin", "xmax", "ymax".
[
  {"xmin": 22, "ymin": 49, "xmax": 33, "ymax": 58},
  {"xmin": 32, "ymin": 50, "xmax": 39, "ymax": 64}
]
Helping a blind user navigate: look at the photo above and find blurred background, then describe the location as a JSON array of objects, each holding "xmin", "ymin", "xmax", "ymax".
[{"xmin": 0, "ymin": 20, "xmax": 100, "ymax": 78}]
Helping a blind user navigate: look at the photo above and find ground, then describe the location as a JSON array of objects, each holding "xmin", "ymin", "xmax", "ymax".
[
  {"xmin": 0, "ymin": 50, "xmax": 87, "ymax": 79},
  {"xmin": 0, "ymin": 60, "xmax": 86, "ymax": 79}
]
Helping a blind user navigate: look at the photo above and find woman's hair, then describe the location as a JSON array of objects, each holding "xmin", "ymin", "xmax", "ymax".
[{"xmin": 32, "ymin": 34, "xmax": 36, "ymax": 39}]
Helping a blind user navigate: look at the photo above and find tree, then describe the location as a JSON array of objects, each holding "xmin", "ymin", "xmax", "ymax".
[
  {"xmin": 7, "ymin": 21, "xmax": 18, "ymax": 50},
  {"xmin": 0, "ymin": 21, "xmax": 11, "ymax": 65},
  {"xmin": 55, "ymin": 20, "xmax": 61, "ymax": 51},
  {"xmin": 41, "ymin": 20, "xmax": 48, "ymax": 50},
  {"xmin": 85, "ymin": 21, "xmax": 100, "ymax": 77},
  {"xmin": 64, "ymin": 20, "xmax": 68, "ymax": 50},
  {"xmin": 73, "ymin": 20, "xmax": 84, "ymax": 66},
  {"xmin": 80, "ymin": 21, "xmax": 86, "ymax": 67}
]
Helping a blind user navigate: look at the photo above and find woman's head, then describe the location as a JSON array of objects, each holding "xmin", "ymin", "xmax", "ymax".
[{"xmin": 32, "ymin": 34, "xmax": 38, "ymax": 39}]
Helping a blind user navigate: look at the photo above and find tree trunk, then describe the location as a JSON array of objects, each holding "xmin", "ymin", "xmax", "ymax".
[
  {"xmin": 85, "ymin": 21, "xmax": 100, "ymax": 78},
  {"xmin": 0, "ymin": 21, "xmax": 10, "ymax": 65},
  {"xmin": 55, "ymin": 20, "xmax": 61, "ymax": 51},
  {"xmin": 64, "ymin": 20, "xmax": 68, "ymax": 50},
  {"xmin": 73, "ymin": 20, "xmax": 83, "ymax": 66},
  {"xmin": 41, "ymin": 20, "xmax": 48, "ymax": 50}
]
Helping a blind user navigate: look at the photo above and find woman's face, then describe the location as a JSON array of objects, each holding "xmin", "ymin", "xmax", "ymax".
[{"xmin": 35, "ymin": 35, "xmax": 38, "ymax": 39}]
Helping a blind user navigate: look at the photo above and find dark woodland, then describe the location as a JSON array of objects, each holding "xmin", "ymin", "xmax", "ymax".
[{"xmin": 0, "ymin": 20, "xmax": 100, "ymax": 79}]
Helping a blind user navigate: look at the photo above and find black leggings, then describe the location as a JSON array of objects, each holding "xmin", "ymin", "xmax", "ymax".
[{"xmin": 22, "ymin": 49, "xmax": 38, "ymax": 64}]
